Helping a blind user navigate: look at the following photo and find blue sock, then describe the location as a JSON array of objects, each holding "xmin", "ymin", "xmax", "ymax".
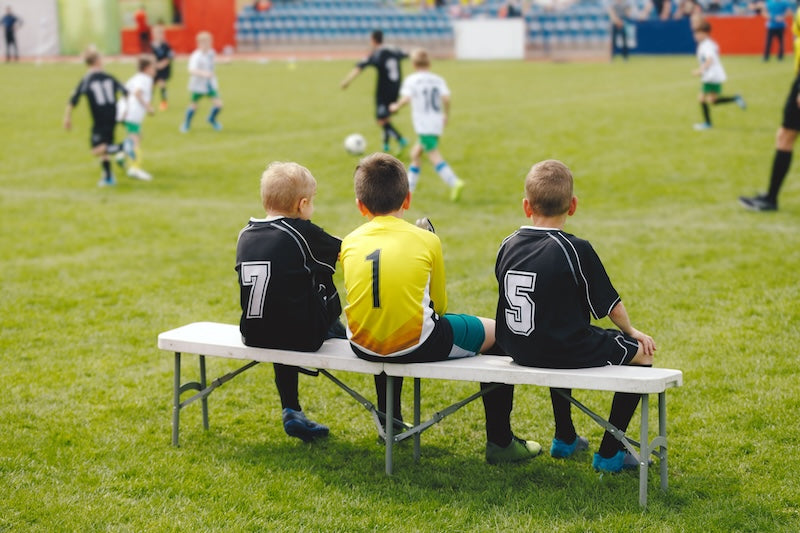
[
  {"xmin": 184, "ymin": 108, "xmax": 195, "ymax": 127},
  {"xmin": 208, "ymin": 107, "xmax": 220, "ymax": 123}
]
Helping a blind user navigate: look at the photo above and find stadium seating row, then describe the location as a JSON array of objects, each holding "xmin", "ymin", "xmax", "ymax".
[{"xmin": 236, "ymin": 2, "xmax": 610, "ymax": 47}]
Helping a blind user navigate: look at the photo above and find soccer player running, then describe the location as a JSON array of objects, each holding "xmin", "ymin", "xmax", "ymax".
[
  {"xmin": 340, "ymin": 30, "xmax": 408, "ymax": 154},
  {"xmin": 116, "ymin": 54, "xmax": 156, "ymax": 181},
  {"xmin": 389, "ymin": 48, "xmax": 465, "ymax": 202},
  {"xmin": 63, "ymin": 48, "xmax": 128, "ymax": 187}
]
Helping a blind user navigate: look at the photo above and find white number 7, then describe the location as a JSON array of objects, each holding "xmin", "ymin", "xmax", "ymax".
[
  {"xmin": 504, "ymin": 270, "xmax": 536, "ymax": 335},
  {"xmin": 241, "ymin": 261, "xmax": 271, "ymax": 319}
]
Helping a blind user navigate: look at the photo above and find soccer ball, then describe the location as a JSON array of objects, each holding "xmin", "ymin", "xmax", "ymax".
[{"xmin": 344, "ymin": 133, "xmax": 366, "ymax": 155}]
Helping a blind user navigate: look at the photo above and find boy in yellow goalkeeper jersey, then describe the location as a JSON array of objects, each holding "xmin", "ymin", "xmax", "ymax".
[{"xmin": 340, "ymin": 152, "xmax": 541, "ymax": 464}]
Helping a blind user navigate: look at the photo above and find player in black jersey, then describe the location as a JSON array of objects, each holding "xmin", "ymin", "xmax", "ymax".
[
  {"xmin": 494, "ymin": 159, "xmax": 656, "ymax": 473},
  {"xmin": 236, "ymin": 162, "xmax": 345, "ymax": 442},
  {"xmin": 151, "ymin": 25, "xmax": 174, "ymax": 111},
  {"xmin": 63, "ymin": 48, "xmax": 128, "ymax": 187},
  {"xmin": 740, "ymin": 72, "xmax": 800, "ymax": 211},
  {"xmin": 340, "ymin": 30, "xmax": 408, "ymax": 154}
]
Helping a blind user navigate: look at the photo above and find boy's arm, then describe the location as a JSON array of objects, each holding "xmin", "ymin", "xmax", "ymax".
[
  {"xmin": 63, "ymin": 104, "xmax": 74, "ymax": 131},
  {"xmin": 441, "ymin": 94, "xmax": 450, "ymax": 126},
  {"xmin": 608, "ymin": 301, "xmax": 656, "ymax": 356},
  {"xmin": 134, "ymin": 88, "xmax": 154, "ymax": 114},
  {"xmin": 389, "ymin": 95, "xmax": 410, "ymax": 114},
  {"xmin": 429, "ymin": 236, "xmax": 448, "ymax": 315},
  {"xmin": 340, "ymin": 66, "xmax": 362, "ymax": 89}
]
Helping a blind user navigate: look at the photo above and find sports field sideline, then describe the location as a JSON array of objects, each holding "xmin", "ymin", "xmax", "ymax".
[{"xmin": 1, "ymin": 54, "xmax": 799, "ymax": 530}]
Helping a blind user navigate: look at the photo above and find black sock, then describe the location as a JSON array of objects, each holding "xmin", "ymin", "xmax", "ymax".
[
  {"xmin": 161, "ymin": 87, "xmax": 167, "ymax": 102},
  {"xmin": 702, "ymin": 103, "xmax": 711, "ymax": 125},
  {"xmin": 274, "ymin": 363, "xmax": 301, "ymax": 411},
  {"xmin": 385, "ymin": 122, "xmax": 401, "ymax": 140},
  {"xmin": 101, "ymin": 159, "xmax": 111, "ymax": 178},
  {"xmin": 374, "ymin": 372, "xmax": 403, "ymax": 421},
  {"xmin": 550, "ymin": 388, "xmax": 577, "ymax": 443},
  {"xmin": 714, "ymin": 96, "xmax": 736, "ymax": 104},
  {"xmin": 381, "ymin": 124, "xmax": 391, "ymax": 146},
  {"xmin": 598, "ymin": 392, "xmax": 641, "ymax": 458},
  {"xmin": 481, "ymin": 382, "xmax": 514, "ymax": 447},
  {"xmin": 767, "ymin": 149, "xmax": 792, "ymax": 203}
]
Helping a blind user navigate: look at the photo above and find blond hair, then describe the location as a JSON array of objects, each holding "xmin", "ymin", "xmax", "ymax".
[
  {"xmin": 524, "ymin": 159, "xmax": 574, "ymax": 217},
  {"xmin": 411, "ymin": 48, "xmax": 430, "ymax": 69},
  {"xmin": 260, "ymin": 162, "xmax": 317, "ymax": 215},
  {"xmin": 353, "ymin": 152, "xmax": 408, "ymax": 215},
  {"xmin": 196, "ymin": 31, "xmax": 212, "ymax": 45}
]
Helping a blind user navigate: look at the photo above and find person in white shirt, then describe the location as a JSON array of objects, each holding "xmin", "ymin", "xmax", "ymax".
[
  {"xmin": 180, "ymin": 31, "xmax": 223, "ymax": 132},
  {"xmin": 692, "ymin": 19, "xmax": 746, "ymax": 131},
  {"xmin": 116, "ymin": 54, "xmax": 155, "ymax": 181},
  {"xmin": 389, "ymin": 48, "xmax": 465, "ymax": 202}
]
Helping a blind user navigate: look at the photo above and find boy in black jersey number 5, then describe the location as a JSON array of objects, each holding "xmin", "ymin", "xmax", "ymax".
[
  {"xmin": 494, "ymin": 159, "xmax": 656, "ymax": 473},
  {"xmin": 236, "ymin": 162, "xmax": 345, "ymax": 443}
]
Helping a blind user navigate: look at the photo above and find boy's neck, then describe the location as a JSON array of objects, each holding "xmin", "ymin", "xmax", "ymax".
[{"xmin": 528, "ymin": 213, "xmax": 567, "ymax": 230}]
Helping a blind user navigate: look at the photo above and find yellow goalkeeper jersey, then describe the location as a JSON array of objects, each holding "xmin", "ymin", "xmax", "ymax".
[{"xmin": 341, "ymin": 215, "xmax": 447, "ymax": 357}]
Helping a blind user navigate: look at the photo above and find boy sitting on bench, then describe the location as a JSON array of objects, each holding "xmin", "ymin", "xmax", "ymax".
[{"xmin": 236, "ymin": 161, "xmax": 346, "ymax": 442}]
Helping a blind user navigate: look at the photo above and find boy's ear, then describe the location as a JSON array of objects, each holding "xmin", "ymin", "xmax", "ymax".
[
  {"xmin": 402, "ymin": 191, "xmax": 411, "ymax": 210},
  {"xmin": 567, "ymin": 195, "xmax": 578, "ymax": 216},
  {"xmin": 522, "ymin": 197, "xmax": 534, "ymax": 218},
  {"xmin": 356, "ymin": 198, "xmax": 371, "ymax": 217}
]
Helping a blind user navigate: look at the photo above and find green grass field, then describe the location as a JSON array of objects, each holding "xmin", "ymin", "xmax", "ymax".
[{"xmin": 2, "ymin": 53, "xmax": 799, "ymax": 531}]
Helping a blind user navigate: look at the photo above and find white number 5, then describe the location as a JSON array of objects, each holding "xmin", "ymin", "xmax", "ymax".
[
  {"xmin": 241, "ymin": 261, "xmax": 271, "ymax": 319},
  {"xmin": 503, "ymin": 270, "xmax": 536, "ymax": 335}
]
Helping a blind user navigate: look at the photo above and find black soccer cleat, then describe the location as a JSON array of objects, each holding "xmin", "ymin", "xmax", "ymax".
[{"xmin": 739, "ymin": 194, "xmax": 777, "ymax": 212}]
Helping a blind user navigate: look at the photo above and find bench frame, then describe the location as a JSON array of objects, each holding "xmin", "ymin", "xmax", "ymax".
[{"xmin": 159, "ymin": 322, "xmax": 682, "ymax": 507}]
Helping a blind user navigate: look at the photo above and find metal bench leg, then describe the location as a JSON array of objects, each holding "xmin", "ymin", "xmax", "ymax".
[
  {"xmin": 639, "ymin": 394, "xmax": 649, "ymax": 507},
  {"xmin": 414, "ymin": 378, "xmax": 421, "ymax": 462},
  {"xmin": 172, "ymin": 352, "xmax": 181, "ymax": 446},
  {"xmin": 385, "ymin": 376, "xmax": 395, "ymax": 475},
  {"xmin": 200, "ymin": 355, "xmax": 209, "ymax": 430},
  {"xmin": 659, "ymin": 391, "xmax": 668, "ymax": 491}
]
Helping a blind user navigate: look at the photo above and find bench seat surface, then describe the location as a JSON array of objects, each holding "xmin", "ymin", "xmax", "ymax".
[{"xmin": 158, "ymin": 322, "xmax": 682, "ymax": 394}]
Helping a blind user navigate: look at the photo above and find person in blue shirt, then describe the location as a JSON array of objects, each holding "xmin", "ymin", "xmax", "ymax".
[
  {"xmin": 752, "ymin": 0, "xmax": 795, "ymax": 61},
  {"xmin": 1, "ymin": 6, "xmax": 22, "ymax": 62}
]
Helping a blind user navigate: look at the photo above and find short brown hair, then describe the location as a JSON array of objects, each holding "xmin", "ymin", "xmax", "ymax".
[
  {"xmin": 693, "ymin": 19, "xmax": 711, "ymax": 34},
  {"xmin": 354, "ymin": 152, "xmax": 408, "ymax": 215},
  {"xmin": 138, "ymin": 54, "xmax": 155, "ymax": 72},
  {"xmin": 84, "ymin": 47, "xmax": 100, "ymax": 66},
  {"xmin": 524, "ymin": 159, "xmax": 574, "ymax": 217},
  {"xmin": 260, "ymin": 162, "xmax": 316, "ymax": 214},
  {"xmin": 411, "ymin": 48, "xmax": 430, "ymax": 69}
]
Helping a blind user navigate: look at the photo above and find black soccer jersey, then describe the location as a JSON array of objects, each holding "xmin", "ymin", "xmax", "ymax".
[
  {"xmin": 357, "ymin": 46, "xmax": 407, "ymax": 102},
  {"xmin": 68, "ymin": 71, "xmax": 127, "ymax": 126},
  {"xmin": 236, "ymin": 217, "xmax": 342, "ymax": 351},
  {"xmin": 152, "ymin": 41, "xmax": 174, "ymax": 79},
  {"xmin": 495, "ymin": 226, "xmax": 630, "ymax": 368}
]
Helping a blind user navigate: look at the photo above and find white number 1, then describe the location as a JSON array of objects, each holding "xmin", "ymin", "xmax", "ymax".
[
  {"xmin": 241, "ymin": 261, "xmax": 271, "ymax": 319},
  {"xmin": 503, "ymin": 270, "xmax": 536, "ymax": 335}
]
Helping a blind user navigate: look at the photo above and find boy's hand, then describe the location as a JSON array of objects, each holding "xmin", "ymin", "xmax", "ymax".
[
  {"xmin": 629, "ymin": 328, "xmax": 656, "ymax": 356},
  {"xmin": 388, "ymin": 102, "xmax": 399, "ymax": 113}
]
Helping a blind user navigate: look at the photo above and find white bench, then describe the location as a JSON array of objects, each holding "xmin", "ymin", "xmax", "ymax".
[{"xmin": 158, "ymin": 321, "xmax": 683, "ymax": 507}]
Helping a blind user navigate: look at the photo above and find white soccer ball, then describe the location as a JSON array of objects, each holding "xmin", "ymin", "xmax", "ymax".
[{"xmin": 344, "ymin": 133, "xmax": 366, "ymax": 155}]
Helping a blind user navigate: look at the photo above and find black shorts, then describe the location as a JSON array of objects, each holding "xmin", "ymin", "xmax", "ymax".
[
  {"xmin": 155, "ymin": 68, "xmax": 171, "ymax": 82},
  {"xmin": 517, "ymin": 327, "xmax": 639, "ymax": 369},
  {"xmin": 351, "ymin": 316, "xmax": 455, "ymax": 363},
  {"xmin": 375, "ymin": 91, "xmax": 398, "ymax": 120},
  {"xmin": 782, "ymin": 78, "xmax": 800, "ymax": 131},
  {"xmin": 90, "ymin": 122, "xmax": 116, "ymax": 148}
]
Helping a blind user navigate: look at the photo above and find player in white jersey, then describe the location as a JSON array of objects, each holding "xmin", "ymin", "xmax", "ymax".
[
  {"xmin": 692, "ymin": 19, "xmax": 746, "ymax": 131},
  {"xmin": 116, "ymin": 54, "xmax": 155, "ymax": 181},
  {"xmin": 389, "ymin": 49, "xmax": 465, "ymax": 202},
  {"xmin": 180, "ymin": 31, "xmax": 223, "ymax": 132}
]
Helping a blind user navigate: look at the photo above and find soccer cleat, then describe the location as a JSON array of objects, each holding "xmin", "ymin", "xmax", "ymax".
[
  {"xmin": 592, "ymin": 450, "xmax": 640, "ymax": 473},
  {"xmin": 179, "ymin": 123, "xmax": 189, "ymax": 133},
  {"xmin": 208, "ymin": 119, "xmax": 223, "ymax": 131},
  {"xmin": 550, "ymin": 435, "xmax": 589, "ymax": 459},
  {"xmin": 159, "ymin": 100, "xmax": 168, "ymax": 111},
  {"xmin": 739, "ymin": 194, "xmax": 777, "ymax": 211},
  {"xmin": 127, "ymin": 167, "xmax": 153, "ymax": 181},
  {"xmin": 97, "ymin": 174, "xmax": 116, "ymax": 187},
  {"xmin": 414, "ymin": 217, "xmax": 435, "ymax": 233},
  {"xmin": 395, "ymin": 137, "xmax": 408, "ymax": 155},
  {"xmin": 486, "ymin": 435, "xmax": 542, "ymax": 465},
  {"xmin": 282, "ymin": 408, "xmax": 329, "ymax": 443},
  {"xmin": 735, "ymin": 94, "xmax": 747, "ymax": 110},
  {"xmin": 693, "ymin": 122, "xmax": 712, "ymax": 131},
  {"xmin": 115, "ymin": 151, "xmax": 126, "ymax": 170},
  {"xmin": 383, "ymin": 142, "xmax": 390, "ymax": 152},
  {"xmin": 450, "ymin": 179, "xmax": 465, "ymax": 202}
]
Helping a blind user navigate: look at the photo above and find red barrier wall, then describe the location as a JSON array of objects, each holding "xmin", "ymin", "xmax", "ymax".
[
  {"xmin": 121, "ymin": 0, "xmax": 235, "ymax": 55},
  {"xmin": 706, "ymin": 15, "xmax": 794, "ymax": 55}
]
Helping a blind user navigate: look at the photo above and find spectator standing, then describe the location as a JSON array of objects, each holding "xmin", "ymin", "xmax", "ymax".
[
  {"xmin": 607, "ymin": 0, "xmax": 633, "ymax": 60},
  {"xmin": 1, "ymin": 6, "xmax": 22, "ymax": 62},
  {"xmin": 134, "ymin": 5, "xmax": 151, "ymax": 53},
  {"xmin": 751, "ymin": 0, "xmax": 794, "ymax": 61}
]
